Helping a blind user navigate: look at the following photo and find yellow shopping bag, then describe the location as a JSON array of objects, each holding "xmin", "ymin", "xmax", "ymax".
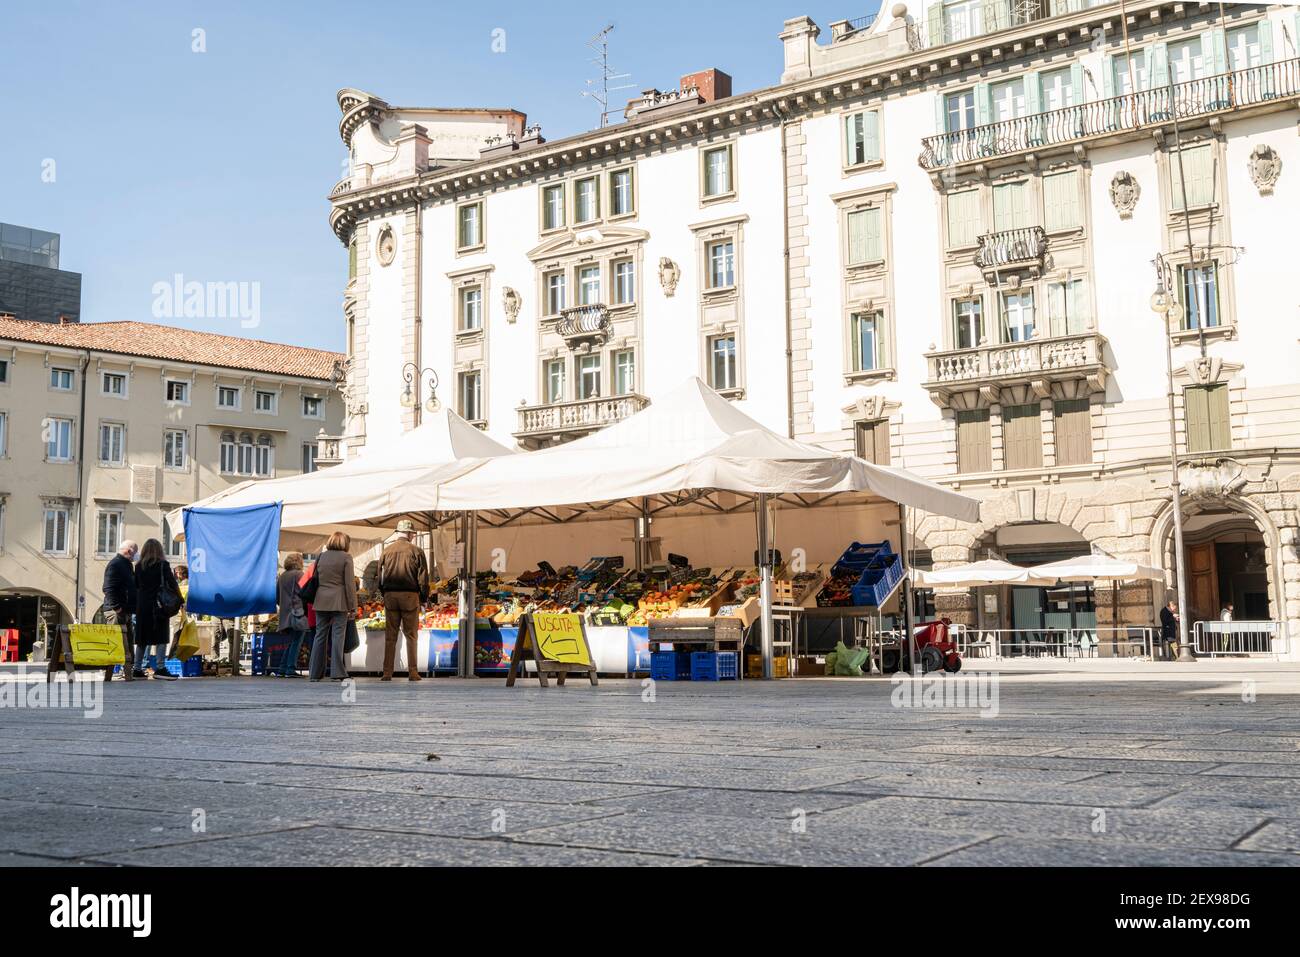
[
  {"xmin": 69, "ymin": 623, "xmax": 126, "ymax": 667},
  {"xmin": 172, "ymin": 615, "xmax": 201, "ymax": 661}
]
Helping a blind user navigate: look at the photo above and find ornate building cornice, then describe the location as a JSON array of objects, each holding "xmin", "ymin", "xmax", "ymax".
[{"xmin": 327, "ymin": 0, "xmax": 1202, "ymax": 245}]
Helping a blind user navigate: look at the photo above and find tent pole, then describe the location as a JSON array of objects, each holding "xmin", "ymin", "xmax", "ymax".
[
  {"xmin": 898, "ymin": 503, "xmax": 917, "ymax": 676},
  {"xmin": 757, "ymin": 493, "xmax": 774, "ymax": 680},
  {"xmin": 457, "ymin": 512, "xmax": 478, "ymax": 679}
]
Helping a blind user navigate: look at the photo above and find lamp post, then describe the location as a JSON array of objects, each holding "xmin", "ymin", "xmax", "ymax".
[
  {"xmin": 1150, "ymin": 253, "xmax": 1195, "ymax": 663},
  {"xmin": 400, "ymin": 363, "xmax": 441, "ymax": 422}
]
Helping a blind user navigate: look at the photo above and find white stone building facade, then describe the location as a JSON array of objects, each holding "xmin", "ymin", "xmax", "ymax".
[{"xmin": 328, "ymin": 1, "xmax": 1300, "ymax": 646}]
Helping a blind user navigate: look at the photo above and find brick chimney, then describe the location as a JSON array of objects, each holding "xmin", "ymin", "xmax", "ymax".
[{"xmin": 680, "ymin": 69, "xmax": 732, "ymax": 103}]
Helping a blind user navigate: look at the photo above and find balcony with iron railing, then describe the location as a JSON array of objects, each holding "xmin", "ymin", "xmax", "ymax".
[
  {"xmin": 906, "ymin": 0, "xmax": 1103, "ymax": 52},
  {"xmin": 922, "ymin": 330, "xmax": 1108, "ymax": 405},
  {"xmin": 514, "ymin": 393, "xmax": 650, "ymax": 448},
  {"xmin": 554, "ymin": 303, "xmax": 612, "ymax": 352},
  {"xmin": 974, "ymin": 226, "xmax": 1048, "ymax": 275},
  {"xmin": 920, "ymin": 58, "xmax": 1300, "ymax": 170}
]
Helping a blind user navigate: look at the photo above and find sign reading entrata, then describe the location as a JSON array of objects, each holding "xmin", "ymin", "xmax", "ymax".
[
  {"xmin": 68, "ymin": 624, "xmax": 125, "ymax": 667},
  {"xmin": 506, "ymin": 612, "xmax": 598, "ymax": 688}
]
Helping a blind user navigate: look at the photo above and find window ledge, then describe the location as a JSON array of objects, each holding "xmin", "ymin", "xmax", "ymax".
[
  {"xmin": 846, "ymin": 259, "xmax": 887, "ymax": 274},
  {"xmin": 713, "ymin": 387, "xmax": 745, "ymax": 401},
  {"xmin": 456, "ymin": 327, "xmax": 485, "ymax": 339},
  {"xmin": 843, "ymin": 159, "xmax": 885, "ymax": 176},
  {"xmin": 703, "ymin": 285, "xmax": 737, "ymax": 299},
  {"xmin": 1171, "ymin": 324, "xmax": 1234, "ymax": 345},
  {"xmin": 456, "ymin": 244, "xmax": 486, "ymax": 256},
  {"xmin": 701, "ymin": 192, "xmax": 737, "ymax": 206},
  {"xmin": 844, "ymin": 368, "xmax": 896, "ymax": 386}
]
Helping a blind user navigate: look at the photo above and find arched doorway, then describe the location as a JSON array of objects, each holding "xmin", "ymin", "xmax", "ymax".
[
  {"xmin": 0, "ymin": 590, "xmax": 72, "ymax": 660},
  {"xmin": 1158, "ymin": 502, "xmax": 1276, "ymax": 626}
]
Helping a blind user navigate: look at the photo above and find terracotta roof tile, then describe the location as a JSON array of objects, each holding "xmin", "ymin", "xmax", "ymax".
[{"xmin": 0, "ymin": 317, "xmax": 342, "ymax": 380}]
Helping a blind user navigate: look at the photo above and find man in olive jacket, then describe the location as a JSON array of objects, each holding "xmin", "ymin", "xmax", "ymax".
[{"xmin": 379, "ymin": 519, "xmax": 429, "ymax": 681}]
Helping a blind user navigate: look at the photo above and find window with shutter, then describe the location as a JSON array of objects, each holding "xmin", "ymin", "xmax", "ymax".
[
  {"xmin": 1185, "ymin": 384, "xmax": 1230, "ymax": 452},
  {"xmin": 1053, "ymin": 398, "xmax": 1093, "ymax": 466},
  {"xmin": 846, "ymin": 207, "xmax": 882, "ymax": 264},
  {"xmin": 1170, "ymin": 143, "xmax": 1216, "ymax": 209},
  {"xmin": 1002, "ymin": 403, "xmax": 1043, "ymax": 471},
  {"xmin": 855, "ymin": 420, "xmax": 891, "ymax": 465},
  {"xmin": 946, "ymin": 190, "xmax": 980, "ymax": 247},
  {"xmin": 1043, "ymin": 170, "xmax": 1080, "ymax": 232},
  {"xmin": 956, "ymin": 409, "xmax": 992, "ymax": 474},
  {"xmin": 993, "ymin": 181, "xmax": 1030, "ymax": 230}
]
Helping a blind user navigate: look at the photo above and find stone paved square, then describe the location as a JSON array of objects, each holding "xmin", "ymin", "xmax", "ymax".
[{"xmin": 2, "ymin": 659, "xmax": 1299, "ymax": 866}]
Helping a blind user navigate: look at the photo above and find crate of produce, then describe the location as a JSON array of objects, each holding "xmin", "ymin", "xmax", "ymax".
[
  {"xmin": 691, "ymin": 651, "xmax": 738, "ymax": 681},
  {"xmin": 650, "ymin": 651, "xmax": 692, "ymax": 681},
  {"xmin": 832, "ymin": 540, "xmax": 893, "ymax": 574}
]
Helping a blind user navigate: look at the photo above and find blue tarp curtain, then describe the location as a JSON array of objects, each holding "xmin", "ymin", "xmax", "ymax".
[{"xmin": 182, "ymin": 502, "xmax": 282, "ymax": 617}]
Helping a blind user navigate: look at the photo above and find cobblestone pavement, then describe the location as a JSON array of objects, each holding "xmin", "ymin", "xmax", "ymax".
[{"xmin": 2, "ymin": 661, "xmax": 1299, "ymax": 866}]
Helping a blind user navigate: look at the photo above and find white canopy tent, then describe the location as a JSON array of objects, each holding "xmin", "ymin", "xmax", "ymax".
[
  {"xmin": 167, "ymin": 409, "xmax": 514, "ymax": 552},
  {"xmin": 423, "ymin": 378, "xmax": 980, "ymax": 677}
]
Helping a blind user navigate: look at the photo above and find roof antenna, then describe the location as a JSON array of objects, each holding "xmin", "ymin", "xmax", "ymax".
[{"xmin": 581, "ymin": 24, "xmax": 634, "ymax": 128}]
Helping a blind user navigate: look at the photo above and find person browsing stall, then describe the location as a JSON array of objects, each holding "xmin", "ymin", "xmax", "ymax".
[{"xmin": 378, "ymin": 519, "xmax": 429, "ymax": 682}]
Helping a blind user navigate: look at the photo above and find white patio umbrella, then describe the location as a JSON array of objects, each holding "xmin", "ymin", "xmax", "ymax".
[
  {"xmin": 1027, "ymin": 553, "xmax": 1164, "ymax": 583},
  {"xmin": 913, "ymin": 559, "xmax": 1058, "ymax": 588}
]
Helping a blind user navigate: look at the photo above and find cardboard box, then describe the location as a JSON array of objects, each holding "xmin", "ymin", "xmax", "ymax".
[
  {"xmin": 717, "ymin": 596, "xmax": 761, "ymax": 629},
  {"xmin": 676, "ymin": 581, "xmax": 736, "ymax": 619}
]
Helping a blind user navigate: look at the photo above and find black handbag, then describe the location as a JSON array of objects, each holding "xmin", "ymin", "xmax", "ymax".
[
  {"xmin": 344, "ymin": 618, "xmax": 361, "ymax": 653},
  {"xmin": 155, "ymin": 561, "xmax": 183, "ymax": 618}
]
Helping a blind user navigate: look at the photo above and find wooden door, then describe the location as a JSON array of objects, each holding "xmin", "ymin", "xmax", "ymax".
[{"xmin": 1186, "ymin": 542, "xmax": 1218, "ymax": 623}]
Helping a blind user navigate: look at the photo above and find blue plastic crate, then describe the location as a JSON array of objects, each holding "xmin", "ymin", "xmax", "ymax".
[
  {"xmin": 181, "ymin": 656, "xmax": 203, "ymax": 677},
  {"xmin": 690, "ymin": 651, "xmax": 737, "ymax": 681},
  {"xmin": 650, "ymin": 651, "xmax": 692, "ymax": 681},
  {"xmin": 848, "ymin": 552, "xmax": 904, "ymax": 607},
  {"xmin": 832, "ymin": 540, "xmax": 892, "ymax": 575}
]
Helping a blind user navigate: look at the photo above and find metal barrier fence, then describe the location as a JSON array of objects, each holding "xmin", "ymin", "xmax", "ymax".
[
  {"xmin": 954, "ymin": 626, "xmax": 1153, "ymax": 660},
  {"xmin": 1192, "ymin": 621, "xmax": 1286, "ymax": 658}
]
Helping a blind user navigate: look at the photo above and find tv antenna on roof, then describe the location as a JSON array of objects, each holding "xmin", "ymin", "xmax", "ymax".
[{"xmin": 581, "ymin": 23, "xmax": 634, "ymax": 128}]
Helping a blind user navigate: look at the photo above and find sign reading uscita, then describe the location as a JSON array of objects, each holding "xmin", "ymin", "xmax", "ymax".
[{"xmin": 506, "ymin": 612, "xmax": 598, "ymax": 687}]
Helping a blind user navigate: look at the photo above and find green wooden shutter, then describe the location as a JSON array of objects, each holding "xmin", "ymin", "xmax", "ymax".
[
  {"xmin": 1026, "ymin": 71, "xmax": 1042, "ymax": 114},
  {"xmin": 1170, "ymin": 144, "xmax": 1215, "ymax": 208},
  {"xmin": 1048, "ymin": 283, "xmax": 1067, "ymax": 337},
  {"xmin": 935, "ymin": 92, "xmax": 948, "ymax": 134},
  {"xmin": 993, "ymin": 182, "xmax": 1028, "ymax": 230},
  {"xmin": 1152, "ymin": 43, "xmax": 1170, "ymax": 88},
  {"xmin": 1207, "ymin": 383, "xmax": 1230, "ymax": 450},
  {"xmin": 1102, "ymin": 56, "xmax": 1115, "ymax": 98},
  {"xmin": 864, "ymin": 111, "xmax": 881, "ymax": 162},
  {"xmin": 1070, "ymin": 63, "xmax": 1084, "ymax": 104},
  {"xmin": 1185, "ymin": 386, "xmax": 1211, "ymax": 452},
  {"xmin": 1070, "ymin": 279, "xmax": 1090, "ymax": 334},
  {"xmin": 1208, "ymin": 28, "xmax": 1226, "ymax": 75},
  {"xmin": 947, "ymin": 190, "xmax": 980, "ymax": 247},
  {"xmin": 863, "ymin": 207, "xmax": 882, "ymax": 262},
  {"xmin": 1260, "ymin": 19, "xmax": 1274, "ymax": 64},
  {"xmin": 927, "ymin": 2, "xmax": 944, "ymax": 46},
  {"xmin": 975, "ymin": 83, "xmax": 992, "ymax": 126},
  {"xmin": 875, "ymin": 313, "xmax": 890, "ymax": 372},
  {"xmin": 1043, "ymin": 170, "xmax": 1079, "ymax": 232}
]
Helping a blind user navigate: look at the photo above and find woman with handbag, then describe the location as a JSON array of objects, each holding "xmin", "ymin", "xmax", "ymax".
[
  {"xmin": 135, "ymin": 538, "xmax": 182, "ymax": 680},
  {"xmin": 308, "ymin": 532, "xmax": 356, "ymax": 681},
  {"xmin": 276, "ymin": 553, "xmax": 310, "ymax": 677}
]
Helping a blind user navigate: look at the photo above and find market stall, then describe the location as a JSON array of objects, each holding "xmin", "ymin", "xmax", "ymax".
[{"xmin": 421, "ymin": 378, "xmax": 981, "ymax": 679}]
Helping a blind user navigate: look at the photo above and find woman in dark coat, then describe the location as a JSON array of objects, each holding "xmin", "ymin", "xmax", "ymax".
[{"xmin": 135, "ymin": 538, "xmax": 180, "ymax": 679}]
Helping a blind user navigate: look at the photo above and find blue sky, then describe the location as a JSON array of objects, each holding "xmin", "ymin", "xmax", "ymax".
[{"xmin": 0, "ymin": 0, "xmax": 872, "ymax": 352}]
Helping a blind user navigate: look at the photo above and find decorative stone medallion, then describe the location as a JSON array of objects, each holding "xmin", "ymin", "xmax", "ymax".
[
  {"xmin": 1109, "ymin": 171, "xmax": 1141, "ymax": 220},
  {"xmin": 1248, "ymin": 144, "xmax": 1282, "ymax": 196},
  {"xmin": 375, "ymin": 224, "xmax": 396, "ymax": 266}
]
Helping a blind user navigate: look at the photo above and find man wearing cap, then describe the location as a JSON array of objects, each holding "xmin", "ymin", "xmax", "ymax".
[{"xmin": 378, "ymin": 519, "xmax": 429, "ymax": 681}]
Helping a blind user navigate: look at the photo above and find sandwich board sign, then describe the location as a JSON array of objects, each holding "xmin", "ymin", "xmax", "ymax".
[{"xmin": 506, "ymin": 612, "xmax": 598, "ymax": 688}]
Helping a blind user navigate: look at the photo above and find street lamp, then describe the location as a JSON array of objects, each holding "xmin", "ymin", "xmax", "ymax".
[
  {"xmin": 1151, "ymin": 254, "xmax": 1195, "ymax": 663},
  {"xmin": 400, "ymin": 363, "xmax": 441, "ymax": 417}
]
